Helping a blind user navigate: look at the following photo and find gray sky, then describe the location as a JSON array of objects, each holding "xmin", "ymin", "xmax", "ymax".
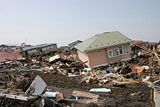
[{"xmin": 0, "ymin": 0, "xmax": 160, "ymax": 46}]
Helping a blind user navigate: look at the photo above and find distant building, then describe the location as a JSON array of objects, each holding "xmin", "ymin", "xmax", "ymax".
[
  {"xmin": 21, "ymin": 43, "xmax": 57, "ymax": 57},
  {"xmin": 75, "ymin": 31, "xmax": 132, "ymax": 67},
  {"xmin": 59, "ymin": 46, "xmax": 70, "ymax": 52},
  {"xmin": 68, "ymin": 40, "xmax": 82, "ymax": 49},
  {"xmin": 0, "ymin": 45, "xmax": 9, "ymax": 51},
  {"xmin": 0, "ymin": 44, "xmax": 22, "ymax": 51}
]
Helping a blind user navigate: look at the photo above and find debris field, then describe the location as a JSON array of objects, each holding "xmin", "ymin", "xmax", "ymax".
[{"xmin": 0, "ymin": 41, "xmax": 159, "ymax": 107}]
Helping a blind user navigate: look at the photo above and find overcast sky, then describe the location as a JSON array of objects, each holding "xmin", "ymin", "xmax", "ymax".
[{"xmin": 0, "ymin": 0, "xmax": 160, "ymax": 46}]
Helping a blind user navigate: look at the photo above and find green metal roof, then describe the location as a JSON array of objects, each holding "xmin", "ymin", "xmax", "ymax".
[{"xmin": 74, "ymin": 31, "xmax": 132, "ymax": 52}]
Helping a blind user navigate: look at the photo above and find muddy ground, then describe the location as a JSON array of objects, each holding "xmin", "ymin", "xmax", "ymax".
[
  {"xmin": 29, "ymin": 71, "xmax": 153, "ymax": 107},
  {"xmin": 0, "ymin": 69, "xmax": 153, "ymax": 107}
]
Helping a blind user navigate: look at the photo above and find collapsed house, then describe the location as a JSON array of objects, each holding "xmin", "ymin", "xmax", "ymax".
[
  {"xmin": 21, "ymin": 43, "xmax": 57, "ymax": 57},
  {"xmin": 75, "ymin": 31, "xmax": 132, "ymax": 67}
]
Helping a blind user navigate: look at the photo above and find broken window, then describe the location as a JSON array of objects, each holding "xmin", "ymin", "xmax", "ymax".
[
  {"xmin": 122, "ymin": 45, "xmax": 129, "ymax": 54},
  {"xmin": 107, "ymin": 45, "xmax": 129, "ymax": 58},
  {"xmin": 42, "ymin": 47, "xmax": 51, "ymax": 51},
  {"xmin": 28, "ymin": 49, "xmax": 37, "ymax": 54},
  {"xmin": 108, "ymin": 48, "xmax": 119, "ymax": 58},
  {"xmin": 113, "ymin": 48, "xmax": 119, "ymax": 56},
  {"xmin": 108, "ymin": 50, "xmax": 113, "ymax": 58},
  {"xmin": 51, "ymin": 46, "xmax": 55, "ymax": 49},
  {"xmin": 119, "ymin": 45, "xmax": 129, "ymax": 54},
  {"xmin": 42, "ymin": 47, "xmax": 48, "ymax": 51},
  {"xmin": 119, "ymin": 47, "xmax": 123, "ymax": 54}
]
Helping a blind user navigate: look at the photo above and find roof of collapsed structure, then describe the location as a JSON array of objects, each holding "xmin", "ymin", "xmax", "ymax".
[
  {"xmin": 75, "ymin": 31, "xmax": 132, "ymax": 52},
  {"xmin": 23, "ymin": 43, "xmax": 56, "ymax": 51},
  {"xmin": 0, "ymin": 51, "xmax": 22, "ymax": 62}
]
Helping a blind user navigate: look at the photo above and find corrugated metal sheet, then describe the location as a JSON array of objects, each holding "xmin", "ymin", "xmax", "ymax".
[
  {"xmin": 0, "ymin": 51, "xmax": 22, "ymax": 62},
  {"xmin": 131, "ymin": 40, "xmax": 144, "ymax": 45}
]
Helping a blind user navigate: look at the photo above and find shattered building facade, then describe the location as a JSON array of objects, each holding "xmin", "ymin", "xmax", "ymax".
[
  {"xmin": 75, "ymin": 31, "xmax": 133, "ymax": 67},
  {"xmin": 21, "ymin": 43, "xmax": 57, "ymax": 57}
]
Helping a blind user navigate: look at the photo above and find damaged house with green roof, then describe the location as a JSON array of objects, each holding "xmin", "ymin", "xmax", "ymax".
[{"xmin": 75, "ymin": 31, "xmax": 133, "ymax": 67}]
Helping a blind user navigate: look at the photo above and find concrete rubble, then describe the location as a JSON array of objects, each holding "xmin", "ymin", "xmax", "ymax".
[{"xmin": 0, "ymin": 42, "xmax": 159, "ymax": 107}]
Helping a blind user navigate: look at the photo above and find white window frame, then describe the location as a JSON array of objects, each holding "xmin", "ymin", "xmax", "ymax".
[{"xmin": 107, "ymin": 45, "xmax": 129, "ymax": 58}]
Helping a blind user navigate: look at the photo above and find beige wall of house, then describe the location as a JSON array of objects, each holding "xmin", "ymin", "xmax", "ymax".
[
  {"xmin": 87, "ymin": 49, "xmax": 108, "ymax": 67},
  {"xmin": 77, "ymin": 50, "xmax": 90, "ymax": 66},
  {"xmin": 77, "ymin": 43, "xmax": 131, "ymax": 67}
]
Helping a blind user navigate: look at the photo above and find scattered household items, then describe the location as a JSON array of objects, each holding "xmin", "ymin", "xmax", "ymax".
[
  {"xmin": 89, "ymin": 88, "xmax": 111, "ymax": 93},
  {"xmin": 25, "ymin": 75, "xmax": 47, "ymax": 95}
]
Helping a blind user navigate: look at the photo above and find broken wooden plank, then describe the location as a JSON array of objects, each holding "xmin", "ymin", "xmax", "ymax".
[
  {"xmin": 64, "ymin": 99, "xmax": 98, "ymax": 104},
  {"xmin": 0, "ymin": 91, "xmax": 37, "ymax": 101},
  {"xmin": 72, "ymin": 90, "xmax": 99, "ymax": 99}
]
